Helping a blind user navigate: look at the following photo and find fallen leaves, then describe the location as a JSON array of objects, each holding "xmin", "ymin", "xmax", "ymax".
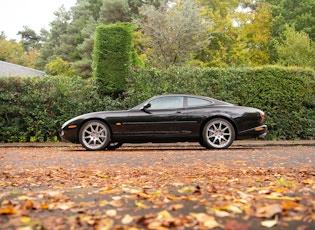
[
  {"xmin": 1, "ymin": 166, "xmax": 314, "ymax": 230},
  {"xmin": 190, "ymin": 213, "xmax": 221, "ymax": 229},
  {"xmin": 122, "ymin": 214, "xmax": 134, "ymax": 225},
  {"xmin": 0, "ymin": 205, "xmax": 16, "ymax": 215},
  {"xmin": 0, "ymin": 147, "xmax": 315, "ymax": 229},
  {"xmin": 260, "ymin": 215, "xmax": 279, "ymax": 228},
  {"xmin": 256, "ymin": 203, "xmax": 282, "ymax": 218}
]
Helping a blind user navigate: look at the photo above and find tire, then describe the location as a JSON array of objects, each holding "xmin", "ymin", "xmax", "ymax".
[
  {"xmin": 202, "ymin": 118, "xmax": 235, "ymax": 149},
  {"xmin": 199, "ymin": 139, "xmax": 207, "ymax": 148},
  {"xmin": 79, "ymin": 120, "xmax": 111, "ymax": 151},
  {"xmin": 107, "ymin": 142, "xmax": 123, "ymax": 150}
]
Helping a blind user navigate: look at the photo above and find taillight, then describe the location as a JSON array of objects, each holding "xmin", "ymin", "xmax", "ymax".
[
  {"xmin": 260, "ymin": 111, "xmax": 266, "ymax": 120},
  {"xmin": 258, "ymin": 111, "xmax": 266, "ymax": 125}
]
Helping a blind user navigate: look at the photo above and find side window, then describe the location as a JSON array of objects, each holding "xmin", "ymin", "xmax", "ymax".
[
  {"xmin": 187, "ymin": 97, "xmax": 213, "ymax": 107},
  {"xmin": 149, "ymin": 96, "xmax": 184, "ymax": 110}
]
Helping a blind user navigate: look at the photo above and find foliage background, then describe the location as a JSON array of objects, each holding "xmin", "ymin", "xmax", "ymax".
[
  {"xmin": 2, "ymin": 0, "xmax": 314, "ymax": 74},
  {"xmin": 0, "ymin": 66, "xmax": 314, "ymax": 142},
  {"xmin": 1, "ymin": 0, "xmax": 315, "ymax": 142},
  {"xmin": 126, "ymin": 66, "xmax": 315, "ymax": 140},
  {"xmin": 0, "ymin": 76, "xmax": 124, "ymax": 142}
]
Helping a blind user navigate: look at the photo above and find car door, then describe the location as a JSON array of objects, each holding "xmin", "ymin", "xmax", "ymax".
[
  {"xmin": 173, "ymin": 96, "xmax": 215, "ymax": 137},
  {"xmin": 113, "ymin": 96, "xmax": 185, "ymax": 141}
]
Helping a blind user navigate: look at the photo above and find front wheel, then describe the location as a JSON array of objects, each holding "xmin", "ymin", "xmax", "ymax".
[
  {"xmin": 202, "ymin": 118, "xmax": 235, "ymax": 149},
  {"xmin": 79, "ymin": 120, "xmax": 111, "ymax": 151}
]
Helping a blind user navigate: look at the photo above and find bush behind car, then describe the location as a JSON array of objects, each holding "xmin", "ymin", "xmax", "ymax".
[
  {"xmin": 0, "ymin": 66, "xmax": 314, "ymax": 142},
  {"xmin": 126, "ymin": 66, "xmax": 315, "ymax": 140},
  {"xmin": 0, "ymin": 76, "xmax": 125, "ymax": 142}
]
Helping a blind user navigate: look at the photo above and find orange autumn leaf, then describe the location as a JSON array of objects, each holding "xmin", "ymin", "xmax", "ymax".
[
  {"xmin": 281, "ymin": 200, "xmax": 300, "ymax": 210},
  {"xmin": 301, "ymin": 179, "xmax": 313, "ymax": 184},
  {"xmin": 190, "ymin": 213, "xmax": 220, "ymax": 229},
  {"xmin": 256, "ymin": 203, "xmax": 282, "ymax": 218},
  {"xmin": 0, "ymin": 206, "xmax": 16, "ymax": 215}
]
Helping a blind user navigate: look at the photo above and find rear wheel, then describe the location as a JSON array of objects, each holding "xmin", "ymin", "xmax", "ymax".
[
  {"xmin": 202, "ymin": 118, "xmax": 235, "ymax": 149},
  {"xmin": 79, "ymin": 120, "xmax": 111, "ymax": 151}
]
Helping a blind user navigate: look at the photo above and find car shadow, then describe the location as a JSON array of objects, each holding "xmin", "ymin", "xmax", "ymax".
[{"xmin": 65, "ymin": 146, "xmax": 258, "ymax": 152}]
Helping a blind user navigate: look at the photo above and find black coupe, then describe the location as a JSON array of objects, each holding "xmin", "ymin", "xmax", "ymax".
[{"xmin": 60, "ymin": 94, "xmax": 267, "ymax": 150}]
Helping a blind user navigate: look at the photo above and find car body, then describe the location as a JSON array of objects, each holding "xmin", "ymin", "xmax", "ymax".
[{"xmin": 60, "ymin": 94, "xmax": 267, "ymax": 150}]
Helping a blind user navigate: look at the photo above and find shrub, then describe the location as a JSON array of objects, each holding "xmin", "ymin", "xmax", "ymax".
[
  {"xmin": 0, "ymin": 66, "xmax": 314, "ymax": 142},
  {"xmin": 93, "ymin": 23, "xmax": 133, "ymax": 96},
  {"xmin": 0, "ymin": 76, "xmax": 124, "ymax": 142},
  {"xmin": 126, "ymin": 66, "xmax": 315, "ymax": 140}
]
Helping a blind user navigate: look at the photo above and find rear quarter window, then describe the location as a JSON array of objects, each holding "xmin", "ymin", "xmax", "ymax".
[{"xmin": 187, "ymin": 97, "xmax": 213, "ymax": 108}]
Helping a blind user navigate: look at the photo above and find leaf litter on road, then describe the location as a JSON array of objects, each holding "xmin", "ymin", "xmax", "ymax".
[{"xmin": 0, "ymin": 146, "xmax": 314, "ymax": 229}]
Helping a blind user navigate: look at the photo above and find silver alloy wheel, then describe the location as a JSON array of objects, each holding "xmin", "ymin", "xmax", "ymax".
[
  {"xmin": 203, "ymin": 118, "xmax": 235, "ymax": 149},
  {"xmin": 79, "ymin": 120, "xmax": 111, "ymax": 151}
]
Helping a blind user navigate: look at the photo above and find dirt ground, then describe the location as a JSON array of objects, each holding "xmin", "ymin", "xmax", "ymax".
[{"xmin": 0, "ymin": 144, "xmax": 314, "ymax": 230}]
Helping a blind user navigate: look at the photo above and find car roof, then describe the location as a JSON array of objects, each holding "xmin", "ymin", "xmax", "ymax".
[
  {"xmin": 152, "ymin": 94, "xmax": 232, "ymax": 104},
  {"xmin": 132, "ymin": 94, "xmax": 233, "ymax": 110}
]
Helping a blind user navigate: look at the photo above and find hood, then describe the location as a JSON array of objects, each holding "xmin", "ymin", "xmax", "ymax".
[{"xmin": 61, "ymin": 110, "xmax": 129, "ymax": 129}]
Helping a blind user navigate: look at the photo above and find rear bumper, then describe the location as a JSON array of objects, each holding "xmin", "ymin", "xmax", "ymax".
[
  {"xmin": 259, "ymin": 131, "xmax": 267, "ymax": 138},
  {"xmin": 237, "ymin": 125, "xmax": 268, "ymax": 139}
]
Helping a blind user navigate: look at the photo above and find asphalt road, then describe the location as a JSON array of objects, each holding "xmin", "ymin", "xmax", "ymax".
[
  {"xmin": 1, "ymin": 144, "xmax": 314, "ymax": 169},
  {"xmin": 0, "ymin": 143, "xmax": 314, "ymax": 230}
]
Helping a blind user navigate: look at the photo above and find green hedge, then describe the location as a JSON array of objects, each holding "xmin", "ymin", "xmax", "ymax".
[
  {"xmin": 126, "ymin": 66, "xmax": 315, "ymax": 140},
  {"xmin": 0, "ymin": 66, "xmax": 314, "ymax": 142},
  {"xmin": 0, "ymin": 76, "xmax": 124, "ymax": 142},
  {"xmin": 93, "ymin": 23, "xmax": 133, "ymax": 96}
]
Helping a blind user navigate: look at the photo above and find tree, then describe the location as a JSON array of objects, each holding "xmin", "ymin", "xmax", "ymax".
[
  {"xmin": 17, "ymin": 26, "xmax": 41, "ymax": 51},
  {"xmin": 99, "ymin": 0, "xmax": 131, "ymax": 24},
  {"xmin": 0, "ymin": 36, "xmax": 40, "ymax": 69},
  {"xmin": 266, "ymin": 0, "xmax": 315, "ymax": 63},
  {"xmin": 72, "ymin": 0, "xmax": 168, "ymax": 77},
  {"xmin": 38, "ymin": 0, "xmax": 164, "ymax": 78},
  {"xmin": 239, "ymin": 3, "xmax": 272, "ymax": 66},
  {"xmin": 135, "ymin": 0, "xmax": 210, "ymax": 68},
  {"xmin": 275, "ymin": 26, "xmax": 315, "ymax": 68},
  {"xmin": 0, "ymin": 37, "xmax": 24, "ymax": 63},
  {"xmin": 39, "ymin": 5, "xmax": 72, "ymax": 69},
  {"xmin": 268, "ymin": 0, "xmax": 315, "ymax": 41},
  {"xmin": 72, "ymin": 16, "xmax": 99, "ymax": 78},
  {"xmin": 0, "ymin": 31, "xmax": 6, "ymax": 40},
  {"xmin": 197, "ymin": 0, "xmax": 241, "ymax": 67},
  {"xmin": 196, "ymin": 0, "xmax": 272, "ymax": 67},
  {"xmin": 45, "ymin": 57, "xmax": 75, "ymax": 76}
]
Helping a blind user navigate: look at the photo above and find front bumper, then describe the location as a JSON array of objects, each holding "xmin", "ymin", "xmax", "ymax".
[{"xmin": 59, "ymin": 127, "xmax": 80, "ymax": 143}]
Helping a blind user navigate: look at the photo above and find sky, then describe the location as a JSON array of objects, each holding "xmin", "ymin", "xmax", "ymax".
[{"xmin": 0, "ymin": 0, "xmax": 77, "ymax": 41}]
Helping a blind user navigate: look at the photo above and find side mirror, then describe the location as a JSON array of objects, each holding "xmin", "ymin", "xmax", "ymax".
[{"xmin": 141, "ymin": 103, "xmax": 151, "ymax": 111}]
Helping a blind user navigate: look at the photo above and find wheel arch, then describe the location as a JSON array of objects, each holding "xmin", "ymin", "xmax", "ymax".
[
  {"xmin": 77, "ymin": 118, "xmax": 113, "ymax": 141},
  {"xmin": 200, "ymin": 115, "xmax": 238, "ymax": 139}
]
